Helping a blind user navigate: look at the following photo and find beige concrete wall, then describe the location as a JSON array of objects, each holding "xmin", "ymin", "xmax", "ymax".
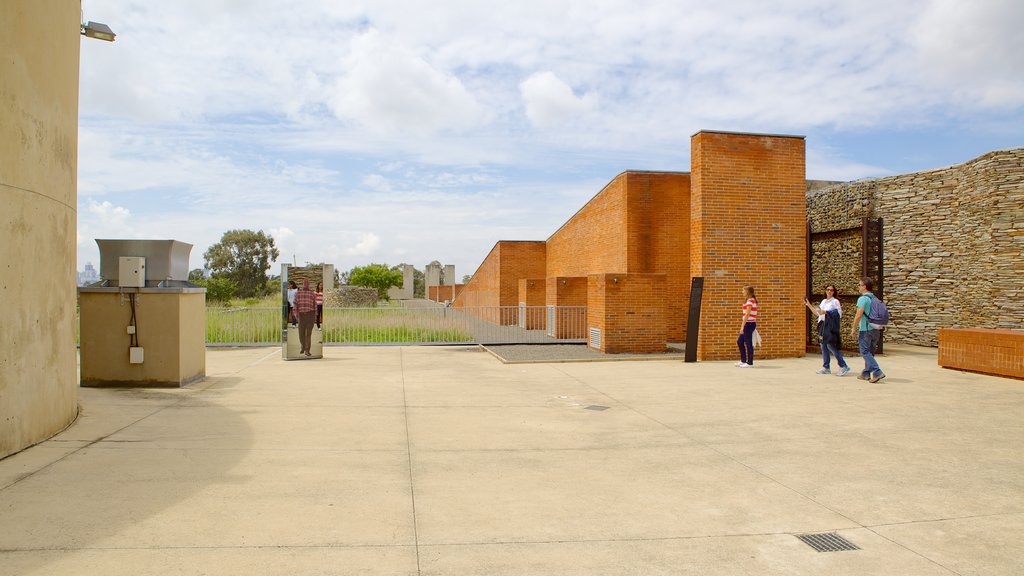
[
  {"xmin": 178, "ymin": 293, "xmax": 207, "ymax": 381},
  {"xmin": 79, "ymin": 291, "xmax": 207, "ymax": 387},
  {"xmin": 0, "ymin": 2, "xmax": 81, "ymax": 458}
]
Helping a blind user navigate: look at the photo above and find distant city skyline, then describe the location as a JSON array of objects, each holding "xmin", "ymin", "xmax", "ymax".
[
  {"xmin": 77, "ymin": 1, "xmax": 1023, "ymax": 279},
  {"xmin": 77, "ymin": 262, "xmax": 99, "ymax": 286}
]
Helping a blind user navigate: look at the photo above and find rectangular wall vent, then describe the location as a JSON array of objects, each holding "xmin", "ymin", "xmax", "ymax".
[{"xmin": 589, "ymin": 327, "xmax": 602, "ymax": 349}]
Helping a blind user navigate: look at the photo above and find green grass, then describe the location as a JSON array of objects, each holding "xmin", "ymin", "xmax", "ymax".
[
  {"xmin": 77, "ymin": 305, "xmax": 474, "ymax": 345},
  {"xmin": 205, "ymin": 307, "xmax": 473, "ymax": 344}
]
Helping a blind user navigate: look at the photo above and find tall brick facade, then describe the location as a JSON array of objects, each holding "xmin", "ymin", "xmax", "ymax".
[
  {"xmin": 454, "ymin": 130, "xmax": 807, "ymax": 357},
  {"xmin": 690, "ymin": 131, "xmax": 807, "ymax": 360}
]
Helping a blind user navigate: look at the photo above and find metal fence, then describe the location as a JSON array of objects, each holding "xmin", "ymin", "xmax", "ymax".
[
  {"xmin": 207, "ymin": 307, "xmax": 281, "ymax": 345},
  {"xmin": 205, "ymin": 306, "xmax": 588, "ymax": 346}
]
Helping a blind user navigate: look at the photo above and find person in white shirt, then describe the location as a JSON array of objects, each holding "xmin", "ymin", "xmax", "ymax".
[
  {"xmin": 286, "ymin": 281, "xmax": 298, "ymax": 327},
  {"xmin": 803, "ymin": 284, "xmax": 850, "ymax": 376}
]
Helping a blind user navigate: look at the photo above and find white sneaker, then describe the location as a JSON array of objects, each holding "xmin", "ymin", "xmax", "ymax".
[
  {"xmin": 816, "ymin": 368, "xmax": 831, "ymax": 374},
  {"xmin": 736, "ymin": 362, "xmax": 749, "ymax": 367},
  {"xmin": 836, "ymin": 367, "xmax": 851, "ymax": 377}
]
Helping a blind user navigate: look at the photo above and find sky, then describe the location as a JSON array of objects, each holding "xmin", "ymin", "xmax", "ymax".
[{"xmin": 76, "ymin": 0, "xmax": 1024, "ymax": 280}]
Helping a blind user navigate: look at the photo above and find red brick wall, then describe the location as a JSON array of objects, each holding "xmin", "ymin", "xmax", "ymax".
[
  {"xmin": 428, "ymin": 284, "xmax": 463, "ymax": 303},
  {"xmin": 517, "ymin": 278, "xmax": 546, "ymax": 329},
  {"xmin": 625, "ymin": 172, "xmax": 690, "ymax": 342},
  {"xmin": 939, "ymin": 328, "xmax": 1024, "ymax": 379},
  {"xmin": 546, "ymin": 276, "xmax": 588, "ymax": 307},
  {"xmin": 546, "ymin": 276, "xmax": 588, "ymax": 338},
  {"xmin": 500, "ymin": 242, "xmax": 546, "ymax": 306},
  {"xmin": 547, "ymin": 174, "xmax": 629, "ymax": 277},
  {"xmin": 587, "ymin": 273, "xmax": 668, "ymax": 354},
  {"xmin": 454, "ymin": 241, "xmax": 545, "ymax": 325},
  {"xmin": 518, "ymin": 278, "xmax": 545, "ymax": 306},
  {"xmin": 546, "ymin": 171, "xmax": 690, "ymax": 343},
  {"xmin": 453, "ymin": 243, "xmax": 502, "ymax": 309},
  {"xmin": 690, "ymin": 131, "xmax": 807, "ymax": 360}
]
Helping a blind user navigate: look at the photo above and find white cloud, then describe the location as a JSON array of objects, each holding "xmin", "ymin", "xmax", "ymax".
[
  {"xmin": 347, "ymin": 232, "xmax": 381, "ymax": 256},
  {"xmin": 270, "ymin": 227, "xmax": 294, "ymax": 241},
  {"xmin": 806, "ymin": 148, "xmax": 892, "ymax": 181},
  {"xmin": 912, "ymin": 0, "xmax": 1024, "ymax": 107},
  {"xmin": 362, "ymin": 174, "xmax": 392, "ymax": 192},
  {"xmin": 87, "ymin": 200, "xmax": 132, "ymax": 228},
  {"xmin": 520, "ymin": 71, "xmax": 594, "ymax": 129},
  {"xmin": 329, "ymin": 29, "xmax": 487, "ymax": 135}
]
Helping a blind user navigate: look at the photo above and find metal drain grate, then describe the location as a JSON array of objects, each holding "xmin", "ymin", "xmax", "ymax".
[
  {"xmin": 584, "ymin": 405, "xmax": 610, "ymax": 411},
  {"xmin": 796, "ymin": 532, "xmax": 860, "ymax": 552}
]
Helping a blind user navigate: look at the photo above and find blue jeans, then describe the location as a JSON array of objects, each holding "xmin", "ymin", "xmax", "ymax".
[
  {"xmin": 820, "ymin": 340, "xmax": 848, "ymax": 370},
  {"xmin": 858, "ymin": 330, "xmax": 882, "ymax": 377},
  {"xmin": 737, "ymin": 322, "xmax": 756, "ymax": 365}
]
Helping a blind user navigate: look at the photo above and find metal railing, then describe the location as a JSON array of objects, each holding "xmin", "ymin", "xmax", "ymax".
[{"xmin": 204, "ymin": 306, "xmax": 587, "ymax": 346}]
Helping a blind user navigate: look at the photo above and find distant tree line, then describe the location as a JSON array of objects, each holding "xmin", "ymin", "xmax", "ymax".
[{"xmin": 193, "ymin": 228, "xmax": 430, "ymax": 305}]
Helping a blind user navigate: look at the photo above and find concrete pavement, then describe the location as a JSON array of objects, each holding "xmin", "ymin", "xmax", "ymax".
[{"xmin": 1, "ymin": 344, "xmax": 1022, "ymax": 575}]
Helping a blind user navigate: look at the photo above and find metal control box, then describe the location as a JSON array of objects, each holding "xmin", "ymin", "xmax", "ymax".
[{"xmin": 118, "ymin": 256, "xmax": 146, "ymax": 288}]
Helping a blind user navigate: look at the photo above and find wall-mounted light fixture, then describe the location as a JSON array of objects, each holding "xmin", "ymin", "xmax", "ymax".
[{"xmin": 81, "ymin": 21, "xmax": 116, "ymax": 42}]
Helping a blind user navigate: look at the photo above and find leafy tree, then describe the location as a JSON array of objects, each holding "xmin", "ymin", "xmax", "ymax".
[
  {"xmin": 203, "ymin": 229, "xmax": 279, "ymax": 298},
  {"xmin": 348, "ymin": 263, "xmax": 403, "ymax": 300},
  {"xmin": 188, "ymin": 268, "xmax": 206, "ymax": 282},
  {"xmin": 265, "ymin": 278, "xmax": 281, "ymax": 297},
  {"xmin": 194, "ymin": 276, "xmax": 237, "ymax": 305},
  {"xmin": 462, "ymin": 274, "xmax": 472, "ymax": 284}
]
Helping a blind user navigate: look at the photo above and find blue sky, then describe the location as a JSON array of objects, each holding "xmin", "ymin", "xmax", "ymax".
[{"xmin": 76, "ymin": 0, "xmax": 1024, "ymax": 279}]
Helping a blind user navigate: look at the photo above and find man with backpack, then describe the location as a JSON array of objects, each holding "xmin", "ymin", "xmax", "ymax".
[{"xmin": 851, "ymin": 277, "xmax": 886, "ymax": 382}]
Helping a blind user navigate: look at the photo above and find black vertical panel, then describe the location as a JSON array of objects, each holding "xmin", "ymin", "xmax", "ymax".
[
  {"xmin": 807, "ymin": 220, "xmax": 813, "ymax": 348},
  {"xmin": 685, "ymin": 277, "xmax": 704, "ymax": 363},
  {"xmin": 876, "ymin": 218, "xmax": 884, "ymax": 354}
]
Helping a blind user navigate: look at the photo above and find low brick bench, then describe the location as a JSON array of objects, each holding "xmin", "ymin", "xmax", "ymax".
[{"xmin": 938, "ymin": 328, "xmax": 1024, "ymax": 379}]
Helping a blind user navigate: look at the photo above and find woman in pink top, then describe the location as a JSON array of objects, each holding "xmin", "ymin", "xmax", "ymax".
[{"xmin": 737, "ymin": 285, "xmax": 758, "ymax": 367}]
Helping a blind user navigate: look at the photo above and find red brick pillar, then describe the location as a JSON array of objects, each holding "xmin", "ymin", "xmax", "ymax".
[
  {"xmin": 690, "ymin": 131, "xmax": 807, "ymax": 360},
  {"xmin": 587, "ymin": 273, "xmax": 667, "ymax": 353}
]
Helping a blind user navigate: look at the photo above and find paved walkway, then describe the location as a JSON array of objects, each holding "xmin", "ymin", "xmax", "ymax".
[{"xmin": 1, "ymin": 345, "xmax": 1022, "ymax": 575}]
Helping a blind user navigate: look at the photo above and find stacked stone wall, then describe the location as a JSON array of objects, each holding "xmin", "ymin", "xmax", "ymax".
[
  {"xmin": 808, "ymin": 148, "xmax": 1024, "ymax": 347},
  {"xmin": 323, "ymin": 286, "xmax": 379, "ymax": 307}
]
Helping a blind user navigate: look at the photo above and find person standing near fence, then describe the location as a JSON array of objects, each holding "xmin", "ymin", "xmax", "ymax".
[
  {"xmin": 294, "ymin": 279, "xmax": 317, "ymax": 356},
  {"xmin": 737, "ymin": 285, "xmax": 758, "ymax": 368},
  {"xmin": 315, "ymin": 281, "xmax": 324, "ymax": 329},
  {"xmin": 287, "ymin": 281, "xmax": 298, "ymax": 327}
]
